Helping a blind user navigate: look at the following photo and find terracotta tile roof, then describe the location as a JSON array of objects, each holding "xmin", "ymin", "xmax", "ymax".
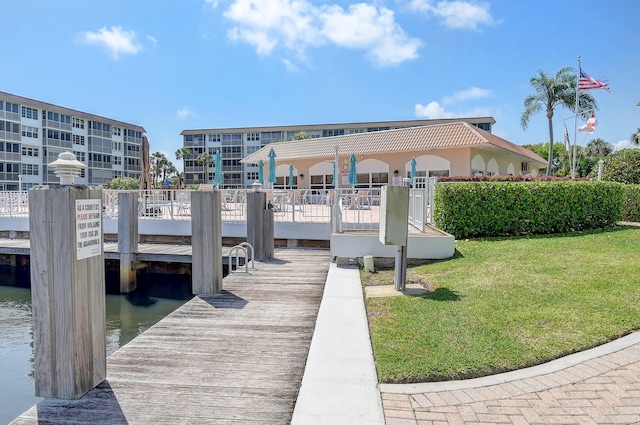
[{"xmin": 241, "ymin": 121, "xmax": 547, "ymax": 166}]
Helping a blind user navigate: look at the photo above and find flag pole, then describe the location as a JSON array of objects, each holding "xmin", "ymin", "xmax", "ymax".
[{"xmin": 572, "ymin": 55, "xmax": 581, "ymax": 179}]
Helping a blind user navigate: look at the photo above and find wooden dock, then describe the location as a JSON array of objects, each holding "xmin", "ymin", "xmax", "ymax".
[{"xmin": 11, "ymin": 248, "xmax": 331, "ymax": 425}]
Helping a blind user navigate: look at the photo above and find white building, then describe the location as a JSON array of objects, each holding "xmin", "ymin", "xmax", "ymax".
[{"xmin": 0, "ymin": 91, "xmax": 146, "ymax": 190}]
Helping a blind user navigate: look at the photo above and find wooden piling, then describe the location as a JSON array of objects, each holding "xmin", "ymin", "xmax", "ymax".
[
  {"xmin": 28, "ymin": 185, "xmax": 106, "ymax": 399},
  {"xmin": 190, "ymin": 190, "xmax": 223, "ymax": 294},
  {"xmin": 117, "ymin": 191, "xmax": 138, "ymax": 293}
]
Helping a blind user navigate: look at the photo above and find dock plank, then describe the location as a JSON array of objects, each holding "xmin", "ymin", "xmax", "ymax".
[{"xmin": 11, "ymin": 248, "xmax": 331, "ymax": 425}]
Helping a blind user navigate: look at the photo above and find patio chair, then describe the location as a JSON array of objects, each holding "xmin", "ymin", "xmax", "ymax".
[
  {"xmin": 176, "ymin": 191, "xmax": 191, "ymax": 216},
  {"xmin": 356, "ymin": 190, "xmax": 370, "ymax": 209}
]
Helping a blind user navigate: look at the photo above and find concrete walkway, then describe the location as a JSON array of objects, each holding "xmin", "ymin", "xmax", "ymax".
[
  {"xmin": 292, "ymin": 263, "xmax": 385, "ymax": 424},
  {"xmin": 301, "ymin": 262, "xmax": 640, "ymax": 424}
]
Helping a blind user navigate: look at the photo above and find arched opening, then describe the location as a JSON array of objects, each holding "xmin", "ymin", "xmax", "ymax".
[
  {"xmin": 471, "ymin": 154, "xmax": 486, "ymax": 176},
  {"xmin": 487, "ymin": 158, "xmax": 499, "ymax": 176}
]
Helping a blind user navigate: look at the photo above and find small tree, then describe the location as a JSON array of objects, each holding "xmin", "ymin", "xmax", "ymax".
[
  {"xmin": 196, "ymin": 152, "xmax": 213, "ymax": 183},
  {"xmin": 601, "ymin": 148, "xmax": 640, "ymax": 184},
  {"xmin": 106, "ymin": 177, "xmax": 139, "ymax": 190}
]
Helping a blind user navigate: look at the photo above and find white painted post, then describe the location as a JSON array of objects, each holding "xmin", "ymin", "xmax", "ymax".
[
  {"xmin": 191, "ymin": 190, "xmax": 223, "ymax": 294},
  {"xmin": 29, "ymin": 185, "xmax": 106, "ymax": 399},
  {"xmin": 118, "ymin": 191, "xmax": 138, "ymax": 293}
]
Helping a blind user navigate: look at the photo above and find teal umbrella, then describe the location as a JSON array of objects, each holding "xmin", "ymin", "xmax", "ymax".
[
  {"xmin": 214, "ymin": 150, "xmax": 222, "ymax": 188},
  {"xmin": 267, "ymin": 148, "xmax": 277, "ymax": 184},
  {"xmin": 410, "ymin": 157, "xmax": 417, "ymax": 187},
  {"xmin": 289, "ymin": 164, "xmax": 295, "ymax": 188},
  {"xmin": 258, "ymin": 159, "xmax": 264, "ymax": 185},
  {"xmin": 347, "ymin": 154, "xmax": 358, "ymax": 186}
]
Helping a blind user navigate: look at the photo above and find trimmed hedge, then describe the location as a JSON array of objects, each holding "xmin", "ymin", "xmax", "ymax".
[
  {"xmin": 433, "ymin": 181, "xmax": 625, "ymax": 238},
  {"xmin": 623, "ymin": 185, "xmax": 640, "ymax": 222}
]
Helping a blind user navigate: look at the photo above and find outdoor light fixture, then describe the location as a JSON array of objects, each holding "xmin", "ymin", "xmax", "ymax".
[
  {"xmin": 48, "ymin": 151, "xmax": 86, "ymax": 185},
  {"xmin": 299, "ymin": 174, "xmax": 304, "ymax": 179}
]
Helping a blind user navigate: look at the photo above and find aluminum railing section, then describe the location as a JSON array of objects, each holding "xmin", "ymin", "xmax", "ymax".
[
  {"xmin": 0, "ymin": 191, "xmax": 29, "ymax": 217},
  {"xmin": 1, "ymin": 187, "xmax": 434, "ymax": 233}
]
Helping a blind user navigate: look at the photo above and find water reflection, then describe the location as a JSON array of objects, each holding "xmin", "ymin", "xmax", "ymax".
[{"xmin": 0, "ymin": 282, "xmax": 190, "ymax": 424}]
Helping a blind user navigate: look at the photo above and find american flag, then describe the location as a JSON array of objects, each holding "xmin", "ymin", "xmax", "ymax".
[{"xmin": 579, "ymin": 69, "xmax": 610, "ymax": 92}]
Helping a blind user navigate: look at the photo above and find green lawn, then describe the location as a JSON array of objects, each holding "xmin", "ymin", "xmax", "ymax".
[{"xmin": 363, "ymin": 225, "xmax": 640, "ymax": 384}]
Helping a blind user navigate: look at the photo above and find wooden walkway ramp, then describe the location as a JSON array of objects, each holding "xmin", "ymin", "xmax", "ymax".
[{"xmin": 11, "ymin": 248, "xmax": 331, "ymax": 425}]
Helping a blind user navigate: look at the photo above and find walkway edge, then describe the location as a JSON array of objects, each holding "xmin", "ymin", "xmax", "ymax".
[
  {"xmin": 380, "ymin": 330, "xmax": 640, "ymax": 394},
  {"xmin": 291, "ymin": 263, "xmax": 385, "ymax": 425}
]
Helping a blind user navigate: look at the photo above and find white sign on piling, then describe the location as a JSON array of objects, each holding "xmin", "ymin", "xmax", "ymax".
[{"xmin": 76, "ymin": 199, "xmax": 102, "ymax": 260}]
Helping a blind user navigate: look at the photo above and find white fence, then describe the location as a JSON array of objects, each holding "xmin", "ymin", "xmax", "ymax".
[{"xmin": 0, "ymin": 185, "xmax": 436, "ymax": 235}]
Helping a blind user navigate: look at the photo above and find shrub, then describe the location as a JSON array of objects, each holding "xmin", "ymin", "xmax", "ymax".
[
  {"xmin": 105, "ymin": 177, "xmax": 139, "ymax": 190},
  {"xmin": 433, "ymin": 181, "xmax": 624, "ymax": 238},
  {"xmin": 623, "ymin": 185, "xmax": 640, "ymax": 222},
  {"xmin": 601, "ymin": 148, "xmax": 640, "ymax": 184}
]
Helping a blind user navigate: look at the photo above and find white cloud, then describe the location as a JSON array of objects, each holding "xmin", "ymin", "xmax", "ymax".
[
  {"xmin": 281, "ymin": 58, "xmax": 300, "ymax": 72},
  {"xmin": 205, "ymin": 0, "xmax": 219, "ymax": 8},
  {"xmin": 320, "ymin": 4, "xmax": 421, "ymax": 66},
  {"xmin": 147, "ymin": 35, "xmax": 158, "ymax": 44},
  {"xmin": 612, "ymin": 140, "xmax": 640, "ymax": 152},
  {"xmin": 409, "ymin": 0, "xmax": 496, "ymax": 30},
  {"xmin": 80, "ymin": 26, "xmax": 143, "ymax": 60},
  {"xmin": 443, "ymin": 87, "xmax": 492, "ymax": 105},
  {"xmin": 415, "ymin": 101, "xmax": 454, "ymax": 119},
  {"xmin": 177, "ymin": 107, "xmax": 193, "ymax": 119},
  {"xmin": 416, "ymin": 86, "xmax": 492, "ymax": 118},
  {"xmin": 222, "ymin": 0, "xmax": 420, "ymax": 67}
]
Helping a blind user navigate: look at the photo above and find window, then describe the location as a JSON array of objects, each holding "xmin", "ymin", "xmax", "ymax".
[
  {"xmin": 21, "ymin": 146, "xmax": 39, "ymax": 157},
  {"xmin": 113, "ymin": 141, "xmax": 122, "ymax": 151},
  {"xmin": 521, "ymin": 162, "xmax": 529, "ymax": 172},
  {"xmin": 73, "ymin": 134, "xmax": 85, "ymax": 145},
  {"xmin": 474, "ymin": 122, "xmax": 492, "ymax": 132},
  {"xmin": 113, "ymin": 157, "xmax": 122, "ymax": 165},
  {"xmin": 366, "ymin": 127, "xmax": 390, "ymax": 132},
  {"xmin": 73, "ymin": 117, "xmax": 85, "ymax": 129},
  {"xmin": 322, "ymin": 129, "xmax": 345, "ymax": 137},
  {"xmin": 21, "ymin": 126, "xmax": 38, "ymax": 138},
  {"xmin": 73, "ymin": 151, "xmax": 86, "ymax": 162},
  {"xmin": 5, "ymin": 102, "xmax": 19, "ymax": 113},
  {"xmin": 21, "ymin": 164, "xmax": 39, "ymax": 175},
  {"xmin": 429, "ymin": 170, "xmax": 449, "ymax": 177},
  {"xmin": 245, "ymin": 145, "xmax": 260, "ymax": 155},
  {"xmin": 208, "ymin": 134, "xmax": 221, "ymax": 142},
  {"xmin": 184, "ymin": 134, "xmax": 204, "ymax": 142},
  {"xmin": 21, "ymin": 106, "xmax": 38, "ymax": 120},
  {"xmin": 0, "ymin": 142, "xmax": 18, "ymax": 152},
  {"xmin": 112, "ymin": 127, "xmax": 121, "ymax": 136},
  {"xmin": 46, "ymin": 112, "xmax": 71, "ymax": 124},
  {"xmin": 246, "ymin": 132, "xmax": 259, "ymax": 141},
  {"xmin": 0, "ymin": 120, "xmax": 20, "ymax": 134}
]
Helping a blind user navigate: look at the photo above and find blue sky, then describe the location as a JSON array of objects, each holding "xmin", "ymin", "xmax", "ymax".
[{"xmin": 3, "ymin": 0, "xmax": 639, "ymax": 165}]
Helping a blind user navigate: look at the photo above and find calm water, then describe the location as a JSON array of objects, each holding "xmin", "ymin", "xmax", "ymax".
[{"xmin": 0, "ymin": 285, "xmax": 189, "ymax": 425}]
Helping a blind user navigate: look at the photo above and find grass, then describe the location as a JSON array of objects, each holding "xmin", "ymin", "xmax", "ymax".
[{"xmin": 363, "ymin": 225, "xmax": 640, "ymax": 384}]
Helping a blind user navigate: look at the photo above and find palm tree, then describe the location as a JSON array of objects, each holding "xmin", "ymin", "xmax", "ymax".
[
  {"xmin": 521, "ymin": 67, "xmax": 597, "ymax": 175},
  {"xmin": 196, "ymin": 152, "xmax": 213, "ymax": 184},
  {"xmin": 150, "ymin": 152, "xmax": 170, "ymax": 188},
  {"xmin": 175, "ymin": 147, "xmax": 192, "ymax": 188},
  {"xmin": 632, "ymin": 129, "xmax": 640, "ymax": 146},
  {"xmin": 585, "ymin": 138, "xmax": 612, "ymax": 158}
]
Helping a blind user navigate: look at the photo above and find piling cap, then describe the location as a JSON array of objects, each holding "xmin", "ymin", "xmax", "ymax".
[{"xmin": 49, "ymin": 152, "xmax": 86, "ymax": 185}]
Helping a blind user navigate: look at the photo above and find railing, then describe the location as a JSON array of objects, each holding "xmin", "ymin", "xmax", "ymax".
[
  {"xmin": 0, "ymin": 191, "xmax": 29, "ymax": 217},
  {"xmin": 413, "ymin": 177, "xmax": 437, "ymax": 225},
  {"xmin": 0, "ymin": 186, "xmax": 435, "ymax": 233}
]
